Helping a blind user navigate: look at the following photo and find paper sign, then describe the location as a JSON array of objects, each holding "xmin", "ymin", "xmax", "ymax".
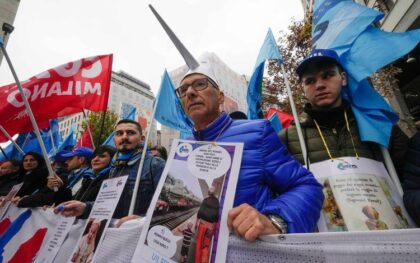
[
  {"xmin": 0, "ymin": 183, "xmax": 23, "ymax": 219},
  {"xmin": 132, "ymin": 139, "xmax": 243, "ymax": 263},
  {"xmin": 68, "ymin": 175, "xmax": 128, "ymax": 263}
]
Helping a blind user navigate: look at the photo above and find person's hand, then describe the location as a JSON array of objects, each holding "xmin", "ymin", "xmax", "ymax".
[
  {"xmin": 115, "ymin": 215, "xmax": 140, "ymax": 228},
  {"xmin": 227, "ymin": 203, "xmax": 280, "ymax": 241},
  {"xmin": 47, "ymin": 174, "xmax": 63, "ymax": 190},
  {"xmin": 11, "ymin": 196, "xmax": 23, "ymax": 205},
  {"xmin": 54, "ymin": 200, "xmax": 86, "ymax": 217}
]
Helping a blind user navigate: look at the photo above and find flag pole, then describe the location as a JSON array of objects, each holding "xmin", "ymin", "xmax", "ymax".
[
  {"xmin": 129, "ymin": 91, "xmax": 160, "ymax": 215},
  {"xmin": 97, "ymin": 111, "xmax": 107, "ymax": 146},
  {"xmin": 381, "ymin": 146, "xmax": 403, "ymax": 196},
  {"xmin": 0, "ymin": 125, "xmax": 25, "ymax": 155},
  {"xmin": 0, "ymin": 146, "xmax": 9, "ymax": 160},
  {"xmin": 280, "ymin": 64, "xmax": 308, "ymax": 167},
  {"xmin": 82, "ymin": 108, "xmax": 96, "ymax": 149},
  {"xmin": 0, "ymin": 41, "xmax": 56, "ymax": 182}
]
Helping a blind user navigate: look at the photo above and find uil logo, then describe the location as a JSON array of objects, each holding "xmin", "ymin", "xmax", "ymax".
[
  {"xmin": 337, "ymin": 161, "xmax": 358, "ymax": 170},
  {"xmin": 177, "ymin": 142, "xmax": 193, "ymax": 157}
]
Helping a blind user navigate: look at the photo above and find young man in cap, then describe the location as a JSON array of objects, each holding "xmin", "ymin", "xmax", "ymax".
[
  {"xmin": 176, "ymin": 54, "xmax": 323, "ymax": 240},
  {"xmin": 48, "ymin": 146, "xmax": 95, "ymax": 203},
  {"xmin": 279, "ymin": 49, "xmax": 408, "ymax": 174}
]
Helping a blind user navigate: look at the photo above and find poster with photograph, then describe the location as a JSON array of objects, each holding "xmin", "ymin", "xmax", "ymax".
[
  {"xmin": 68, "ymin": 175, "xmax": 128, "ymax": 263},
  {"xmin": 311, "ymin": 157, "xmax": 414, "ymax": 232},
  {"xmin": 132, "ymin": 139, "xmax": 243, "ymax": 263}
]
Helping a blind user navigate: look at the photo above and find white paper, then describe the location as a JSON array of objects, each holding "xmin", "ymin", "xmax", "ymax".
[
  {"xmin": 0, "ymin": 182, "xmax": 23, "ymax": 219},
  {"xmin": 68, "ymin": 175, "xmax": 128, "ymax": 263},
  {"xmin": 310, "ymin": 157, "xmax": 414, "ymax": 232},
  {"xmin": 34, "ymin": 210, "xmax": 76, "ymax": 263},
  {"xmin": 132, "ymin": 139, "xmax": 243, "ymax": 263}
]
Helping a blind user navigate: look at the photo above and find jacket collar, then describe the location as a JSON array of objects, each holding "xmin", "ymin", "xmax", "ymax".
[{"xmin": 192, "ymin": 112, "xmax": 232, "ymax": 141}]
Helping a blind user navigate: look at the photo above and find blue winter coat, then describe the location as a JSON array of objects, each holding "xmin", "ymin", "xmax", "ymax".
[{"xmin": 192, "ymin": 112, "xmax": 323, "ymax": 233}]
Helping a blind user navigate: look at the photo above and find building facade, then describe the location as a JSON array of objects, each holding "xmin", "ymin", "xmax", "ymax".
[{"xmin": 59, "ymin": 70, "xmax": 157, "ymax": 145}]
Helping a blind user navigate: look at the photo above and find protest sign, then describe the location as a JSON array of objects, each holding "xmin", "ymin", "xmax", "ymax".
[
  {"xmin": 68, "ymin": 175, "xmax": 128, "ymax": 263},
  {"xmin": 132, "ymin": 139, "xmax": 243, "ymax": 263},
  {"xmin": 311, "ymin": 157, "xmax": 414, "ymax": 232}
]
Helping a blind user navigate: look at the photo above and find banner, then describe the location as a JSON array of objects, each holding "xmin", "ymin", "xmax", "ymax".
[{"xmin": 0, "ymin": 54, "xmax": 113, "ymax": 142}]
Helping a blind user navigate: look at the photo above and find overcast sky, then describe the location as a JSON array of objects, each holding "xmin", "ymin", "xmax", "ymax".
[{"xmin": 0, "ymin": 0, "xmax": 303, "ymax": 96}]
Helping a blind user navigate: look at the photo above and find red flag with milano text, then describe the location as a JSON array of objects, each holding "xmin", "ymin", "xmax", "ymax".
[{"xmin": 0, "ymin": 54, "xmax": 113, "ymax": 142}]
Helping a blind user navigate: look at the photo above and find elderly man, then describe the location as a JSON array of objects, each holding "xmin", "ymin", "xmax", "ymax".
[
  {"xmin": 55, "ymin": 120, "xmax": 165, "ymax": 225},
  {"xmin": 177, "ymin": 57, "xmax": 323, "ymax": 241}
]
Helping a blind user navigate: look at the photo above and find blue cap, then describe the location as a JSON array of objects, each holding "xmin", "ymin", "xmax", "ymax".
[
  {"xmin": 296, "ymin": 49, "xmax": 342, "ymax": 77},
  {"xmin": 61, "ymin": 147, "xmax": 94, "ymax": 160}
]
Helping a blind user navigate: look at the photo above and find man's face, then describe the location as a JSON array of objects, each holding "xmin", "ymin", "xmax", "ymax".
[
  {"xmin": 301, "ymin": 65, "xmax": 347, "ymax": 109},
  {"xmin": 179, "ymin": 73, "xmax": 224, "ymax": 129},
  {"xmin": 114, "ymin": 123, "xmax": 142, "ymax": 153},
  {"xmin": 65, "ymin": 156, "xmax": 84, "ymax": 171},
  {"xmin": 0, "ymin": 162, "xmax": 18, "ymax": 175}
]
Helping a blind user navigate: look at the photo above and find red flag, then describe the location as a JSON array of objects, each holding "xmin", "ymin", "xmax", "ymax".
[
  {"xmin": 76, "ymin": 125, "xmax": 94, "ymax": 149},
  {"xmin": 0, "ymin": 54, "xmax": 113, "ymax": 142},
  {"xmin": 265, "ymin": 108, "xmax": 294, "ymax": 129},
  {"xmin": 138, "ymin": 116, "xmax": 148, "ymax": 130}
]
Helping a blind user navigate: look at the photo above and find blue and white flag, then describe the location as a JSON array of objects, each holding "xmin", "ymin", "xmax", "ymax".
[
  {"xmin": 312, "ymin": 0, "xmax": 420, "ymax": 147},
  {"xmin": 247, "ymin": 28, "xmax": 283, "ymax": 120},
  {"xmin": 154, "ymin": 70, "xmax": 193, "ymax": 135}
]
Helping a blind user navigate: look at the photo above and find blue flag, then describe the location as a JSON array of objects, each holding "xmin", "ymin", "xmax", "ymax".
[
  {"xmin": 268, "ymin": 113, "xmax": 283, "ymax": 134},
  {"xmin": 313, "ymin": 0, "xmax": 420, "ymax": 147},
  {"xmin": 54, "ymin": 124, "xmax": 76, "ymax": 153},
  {"xmin": 247, "ymin": 28, "xmax": 283, "ymax": 119},
  {"xmin": 0, "ymin": 119, "xmax": 61, "ymax": 161},
  {"xmin": 154, "ymin": 70, "xmax": 193, "ymax": 134}
]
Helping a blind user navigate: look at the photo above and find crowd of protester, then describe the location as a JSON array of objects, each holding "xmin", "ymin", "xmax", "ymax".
[{"xmin": 0, "ymin": 48, "xmax": 418, "ymax": 247}]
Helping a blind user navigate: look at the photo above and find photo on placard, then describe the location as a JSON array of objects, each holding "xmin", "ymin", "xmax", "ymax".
[
  {"xmin": 70, "ymin": 218, "xmax": 107, "ymax": 263},
  {"xmin": 319, "ymin": 177, "xmax": 348, "ymax": 232}
]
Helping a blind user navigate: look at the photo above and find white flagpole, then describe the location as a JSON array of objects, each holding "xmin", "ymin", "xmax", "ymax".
[
  {"xmin": 381, "ymin": 146, "xmax": 403, "ymax": 196},
  {"xmin": 0, "ymin": 125, "xmax": 25, "ymax": 155},
  {"xmin": 0, "ymin": 42, "xmax": 56, "ymax": 187},
  {"xmin": 129, "ymin": 86, "xmax": 160, "ymax": 215},
  {"xmin": 280, "ymin": 64, "xmax": 308, "ymax": 167}
]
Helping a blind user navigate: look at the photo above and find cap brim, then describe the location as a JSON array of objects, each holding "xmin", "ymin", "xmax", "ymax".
[
  {"xmin": 296, "ymin": 56, "xmax": 339, "ymax": 77},
  {"xmin": 60, "ymin": 152, "xmax": 77, "ymax": 159}
]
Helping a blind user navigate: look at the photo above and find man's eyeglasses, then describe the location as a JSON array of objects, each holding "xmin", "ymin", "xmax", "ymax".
[{"xmin": 176, "ymin": 78, "xmax": 218, "ymax": 98}]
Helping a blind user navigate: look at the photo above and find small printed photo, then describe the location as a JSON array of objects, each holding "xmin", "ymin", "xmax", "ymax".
[{"xmin": 71, "ymin": 218, "xmax": 107, "ymax": 263}]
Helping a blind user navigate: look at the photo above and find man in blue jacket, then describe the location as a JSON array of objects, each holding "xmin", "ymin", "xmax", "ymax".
[{"xmin": 177, "ymin": 54, "xmax": 323, "ymax": 240}]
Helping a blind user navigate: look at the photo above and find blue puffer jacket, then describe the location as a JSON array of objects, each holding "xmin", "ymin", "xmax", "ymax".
[{"xmin": 193, "ymin": 112, "xmax": 323, "ymax": 233}]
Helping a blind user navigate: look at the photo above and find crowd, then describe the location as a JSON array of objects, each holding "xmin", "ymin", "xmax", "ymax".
[{"xmin": 0, "ymin": 48, "xmax": 419, "ymax": 247}]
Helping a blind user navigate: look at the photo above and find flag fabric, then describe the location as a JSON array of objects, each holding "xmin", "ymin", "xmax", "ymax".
[
  {"xmin": 265, "ymin": 108, "xmax": 294, "ymax": 129},
  {"xmin": 0, "ymin": 119, "xmax": 61, "ymax": 162},
  {"xmin": 312, "ymin": 0, "xmax": 420, "ymax": 147},
  {"xmin": 0, "ymin": 54, "xmax": 113, "ymax": 142},
  {"xmin": 154, "ymin": 70, "xmax": 193, "ymax": 134},
  {"xmin": 0, "ymin": 207, "xmax": 58, "ymax": 263},
  {"xmin": 56, "ymin": 125, "xmax": 76, "ymax": 152},
  {"xmin": 120, "ymin": 103, "xmax": 136, "ymax": 120},
  {"xmin": 312, "ymin": 0, "xmax": 382, "ymax": 54},
  {"xmin": 76, "ymin": 124, "xmax": 94, "ymax": 149},
  {"xmin": 268, "ymin": 113, "xmax": 282, "ymax": 134},
  {"xmin": 247, "ymin": 28, "xmax": 283, "ymax": 120}
]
